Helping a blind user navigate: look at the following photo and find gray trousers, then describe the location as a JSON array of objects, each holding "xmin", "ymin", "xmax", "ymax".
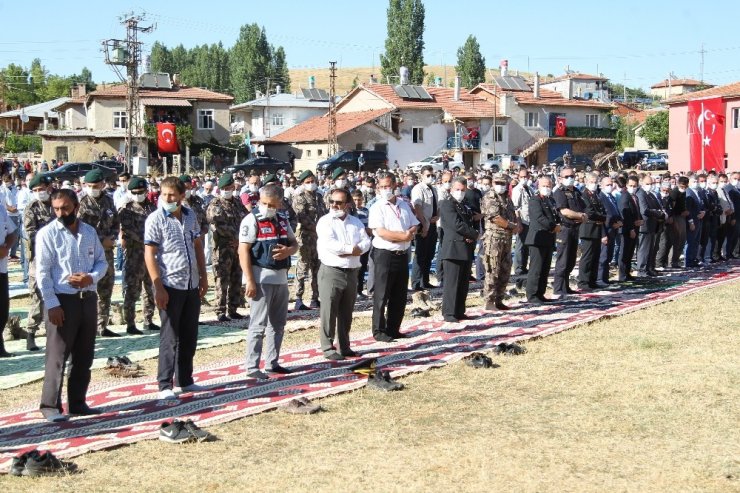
[
  {"xmin": 671, "ymin": 216, "xmax": 687, "ymax": 267},
  {"xmin": 318, "ymin": 264, "xmax": 358, "ymax": 355},
  {"xmin": 246, "ymin": 282, "xmax": 288, "ymax": 373}
]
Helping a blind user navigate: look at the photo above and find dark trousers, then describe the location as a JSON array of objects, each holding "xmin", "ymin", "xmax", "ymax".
[
  {"xmin": 158, "ymin": 287, "xmax": 200, "ymax": 391},
  {"xmin": 637, "ymin": 231, "xmax": 657, "ymax": 274},
  {"xmin": 685, "ymin": 220, "xmax": 702, "ymax": 266},
  {"xmin": 513, "ymin": 223, "xmax": 530, "ymax": 276},
  {"xmin": 436, "ymin": 229, "xmax": 445, "ymax": 286},
  {"xmin": 411, "ymin": 223, "xmax": 437, "ymax": 289},
  {"xmin": 714, "ymin": 221, "xmax": 730, "ymax": 259},
  {"xmin": 357, "ymin": 251, "xmax": 369, "ymax": 293},
  {"xmin": 441, "ymin": 259, "xmax": 471, "ymax": 319},
  {"xmin": 699, "ymin": 218, "xmax": 713, "ymax": 261},
  {"xmin": 526, "ymin": 244, "xmax": 553, "ymax": 300},
  {"xmin": 728, "ymin": 220, "xmax": 740, "ymax": 257},
  {"xmin": 656, "ymin": 221, "xmax": 675, "ymax": 268},
  {"xmin": 599, "ymin": 230, "xmax": 616, "ymax": 283},
  {"xmin": 318, "ymin": 265, "xmax": 358, "ymax": 355},
  {"xmin": 670, "ymin": 216, "xmax": 687, "ymax": 267},
  {"xmin": 40, "ymin": 293, "xmax": 98, "ymax": 414},
  {"xmin": 372, "ymin": 248, "xmax": 409, "ymax": 338},
  {"xmin": 619, "ymin": 233, "xmax": 637, "ymax": 279},
  {"xmin": 552, "ymin": 226, "xmax": 579, "ymax": 294},
  {"xmin": 577, "ymin": 237, "xmax": 601, "ymax": 288},
  {"xmin": 0, "ymin": 274, "xmax": 7, "ymax": 335}
]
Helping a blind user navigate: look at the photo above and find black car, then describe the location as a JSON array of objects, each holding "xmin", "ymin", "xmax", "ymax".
[
  {"xmin": 618, "ymin": 150, "xmax": 652, "ymax": 168},
  {"xmin": 224, "ymin": 156, "xmax": 292, "ymax": 175},
  {"xmin": 94, "ymin": 159, "xmax": 126, "ymax": 174},
  {"xmin": 550, "ymin": 155, "xmax": 597, "ymax": 172},
  {"xmin": 316, "ymin": 150, "xmax": 387, "ymax": 174},
  {"xmin": 46, "ymin": 162, "xmax": 119, "ymax": 182}
]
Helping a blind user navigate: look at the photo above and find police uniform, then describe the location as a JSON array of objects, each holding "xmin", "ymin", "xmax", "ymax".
[
  {"xmin": 206, "ymin": 173, "xmax": 247, "ymax": 320},
  {"xmin": 552, "ymin": 185, "xmax": 586, "ymax": 295},
  {"xmin": 578, "ymin": 187, "xmax": 607, "ymax": 289},
  {"xmin": 78, "ymin": 169, "xmax": 120, "ymax": 336},
  {"xmin": 481, "ymin": 177, "xmax": 518, "ymax": 309},
  {"xmin": 292, "ymin": 170, "xmax": 326, "ymax": 309},
  {"xmin": 524, "ymin": 193, "xmax": 560, "ymax": 302}
]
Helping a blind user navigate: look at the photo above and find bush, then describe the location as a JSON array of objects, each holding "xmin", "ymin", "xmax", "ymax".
[{"xmin": 3, "ymin": 133, "xmax": 42, "ymax": 153}]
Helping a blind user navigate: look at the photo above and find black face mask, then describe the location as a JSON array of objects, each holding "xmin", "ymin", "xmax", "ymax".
[{"xmin": 59, "ymin": 210, "xmax": 77, "ymax": 226}]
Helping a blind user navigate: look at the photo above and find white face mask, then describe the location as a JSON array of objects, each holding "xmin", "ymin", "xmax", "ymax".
[
  {"xmin": 163, "ymin": 201, "xmax": 179, "ymax": 213},
  {"xmin": 334, "ymin": 179, "xmax": 345, "ymax": 189},
  {"xmin": 478, "ymin": 185, "xmax": 490, "ymax": 194},
  {"xmin": 393, "ymin": 189, "xmax": 401, "ymax": 197},
  {"xmin": 660, "ymin": 191, "xmax": 670, "ymax": 198},
  {"xmin": 601, "ymin": 185, "xmax": 613, "ymax": 194},
  {"xmin": 424, "ymin": 176, "xmax": 435, "ymax": 186},
  {"xmin": 451, "ymin": 190, "xmax": 465, "ymax": 202},
  {"xmin": 642, "ymin": 184, "xmax": 653, "ymax": 193},
  {"xmin": 586, "ymin": 183, "xmax": 598, "ymax": 192},
  {"xmin": 731, "ymin": 179, "xmax": 739, "ymax": 188},
  {"xmin": 184, "ymin": 190, "xmax": 192, "ymax": 199},
  {"xmin": 407, "ymin": 179, "xmax": 415, "ymax": 187},
  {"xmin": 258, "ymin": 204, "xmax": 277, "ymax": 219},
  {"xmin": 331, "ymin": 209, "xmax": 346, "ymax": 219},
  {"xmin": 699, "ymin": 182, "xmax": 707, "ymax": 189},
  {"xmin": 379, "ymin": 188, "xmax": 394, "ymax": 200},
  {"xmin": 442, "ymin": 182, "xmax": 451, "ymax": 191},
  {"xmin": 133, "ymin": 192, "xmax": 147, "ymax": 203},
  {"xmin": 249, "ymin": 184, "xmax": 260, "ymax": 192},
  {"xmin": 627, "ymin": 186, "xmax": 637, "ymax": 194},
  {"xmin": 35, "ymin": 190, "xmax": 50, "ymax": 202},
  {"xmin": 87, "ymin": 186, "xmax": 102, "ymax": 198},
  {"xmin": 493, "ymin": 184, "xmax": 506, "ymax": 195},
  {"xmin": 539, "ymin": 187, "xmax": 552, "ymax": 197},
  {"xmin": 304, "ymin": 183, "xmax": 317, "ymax": 192},
  {"xmin": 222, "ymin": 190, "xmax": 234, "ymax": 199},
  {"xmin": 562, "ymin": 177, "xmax": 575, "ymax": 187},
  {"xmin": 708, "ymin": 183, "xmax": 718, "ymax": 190}
]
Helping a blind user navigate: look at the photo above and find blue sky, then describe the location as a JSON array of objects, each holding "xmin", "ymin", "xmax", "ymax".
[{"xmin": 1, "ymin": 0, "xmax": 738, "ymax": 90}]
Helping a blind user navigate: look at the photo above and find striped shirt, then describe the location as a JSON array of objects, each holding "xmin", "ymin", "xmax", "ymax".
[
  {"xmin": 35, "ymin": 219, "xmax": 108, "ymax": 310},
  {"xmin": 144, "ymin": 206, "xmax": 201, "ymax": 290}
]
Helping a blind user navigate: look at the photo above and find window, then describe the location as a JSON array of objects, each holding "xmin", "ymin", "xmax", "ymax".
[
  {"xmin": 412, "ymin": 127, "xmax": 424, "ymax": 143},
  {"xmin": 585, "ymin": 114, "xmax": 599, "ymax": 127},
  {"xmin": 355, "ymin": 143, "xmax": 364, "ymax": 151},
  {"xmin": 494, "ymin": 125, "xmax": 504, "ymax": 142},
  {"xmin": 525, "ymin": 112, "xmax": 539, "ymax": 127},
  {"xmin": 317, "ymin": 149, "xmax": 323, "ymax": 156},
  {"xmin": 272, "ymin": 113, "xmax": 284, "ymax": 126},
  {"xmin": 55, "ymin": 146, "xmax": 69, "ymax": 161},
  {"xmin": 306, "ymin": 149, "xmax": 312, "ymax": 157},
  {"xmin": 374, "ymin": 143, "xmax": 387, "ymax": 153},
  {"xmin": 113, "ymin": 111, "xmax": 128, "ymax": 129},
  {"xmin": 733, "ymin": 108, "xmax": 740, "ymax": 129},
  {"xmin": 198, "ymin": 109, "xmax": 214, "ymax": 130}
]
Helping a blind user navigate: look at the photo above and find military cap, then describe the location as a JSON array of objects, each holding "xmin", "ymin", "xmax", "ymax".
[
  {"xmin": 28, "ymin": 174, "xmax": 51, "ymax": 189},
  {"xmin": 298, "ymin": 170, "xmax": 315, "ymax": 183},
  {"xmin": 218, "ymin": 173, "xmax": 235, "ymax": 189},
  {"xmin": 331, "ymin": 167, "xmax": 346, "ymax": 181},
  {"xmin": 263, "ymin": 173, "xmax": 278, "ymax": 185},
  {"xmin": 128, "ymin": 176, "xmax": 148, "ymax": 191},
  {"xmin": 179, "ymin": 174, "xmax": 192, "ymax": 184},
  {"xmin": 492, "ymin": 172, "xmax": 507, "ymax": 183},
  {"xmin": 84, "ymin": 169, "xmax": 105, "ymax": 183}
]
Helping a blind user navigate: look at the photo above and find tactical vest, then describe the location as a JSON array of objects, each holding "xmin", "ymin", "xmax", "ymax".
[{"xmin": 250, "ymin": 210, "xmax": 291, "ymax": 270}]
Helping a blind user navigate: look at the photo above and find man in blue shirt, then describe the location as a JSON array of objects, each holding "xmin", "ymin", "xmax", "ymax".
[{"xmin": 145, "ymin": 177, "xmax": 209, "ymax": 400}]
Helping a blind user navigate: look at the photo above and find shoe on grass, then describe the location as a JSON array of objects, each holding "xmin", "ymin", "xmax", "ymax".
[
  {"xmin": 182, "ymin": 419, "xmax": 216, "ymax": 442},
  {"xmin": 22, "ymin": 451, "xmax": 76, "ymax": 476},
  {"xmin": 159, "ymin": 420, "xmax": 194, "ymax": 444},
  {"xmin": 464, "ymin": 352, "xmax": 498, "ymax": 369}
]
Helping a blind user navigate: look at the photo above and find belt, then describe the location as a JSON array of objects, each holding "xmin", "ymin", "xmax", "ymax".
[
  {"xmin": 327, "ymin": 265, "xmax": 359, "ymax": 272},
  {"xmin": 58, "ymin": 291, "xmax": 96, "ymax": 300},
  {"xmin": 377, "ymin": 248, "xmax": 407, "ymax": 256}
]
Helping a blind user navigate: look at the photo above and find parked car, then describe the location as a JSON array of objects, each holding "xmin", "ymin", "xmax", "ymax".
[
  {"xmin": 316, "ymin": 150, "xmax": 387, "ymax": 174},
  {"xmin": 642, "ymin": 153, "xmax": 668, "ymax": 171},
  {"xmin": 407, "ymin": 154, "xmax": 464, "ymax": 173},
  {"xmin": 480, "ymin": 154, "xmax": 523, "ymax": 172},
  {"xmin": 46, "ymin": 162, "xmax": 119, "ymax": 182},
  {"xmin": 550, "ymin": 155, "xmax": 597, "ymax": 172},
  {"xmin": 224, "ymin": 156, "xmax": 293, "ymax": 175},
  {"xmin": 94, "ymin": 159, "xmax": 126, "ymax": 174},
  {"xmin": 618, "ymin": 150, "xmax": 653, "ymax": 168}
]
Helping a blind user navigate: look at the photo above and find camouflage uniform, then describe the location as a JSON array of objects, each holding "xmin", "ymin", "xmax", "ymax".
[
  {"xmin": 78, "ymin": 193, "xmax": 119, "ymax": 334},
  {"xmin": 22, "ymin": 198, "xmax": 54, "ymax": 335},
  {"xmin": 292, "ymin": 189, "xmax": 326, "ymax": 303},
  {"xmin": 119, "ymin": 198, "xmax": 156, "ymax": 328},
  {"xmin": 185, "ymin": 194, "xmax": 208, "ymax": 236},
  {"xmin": 481, "ymin": 190, "xmax": 516, "ymax": 304},
  {"xmin": 206, "ymin": 195, "xmax": 247, "ymax": 316}
]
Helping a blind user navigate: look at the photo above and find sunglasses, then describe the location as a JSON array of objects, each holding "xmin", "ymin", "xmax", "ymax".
[
  {"xmin": 329, "ymin": 200, "xmax": 345, "ymax": 205},
  {"xmin": 563, "ymin": 175, "xmax": 575, "ymax": 179}
]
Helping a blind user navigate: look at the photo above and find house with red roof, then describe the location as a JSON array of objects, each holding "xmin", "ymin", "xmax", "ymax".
[{"xmin": 650, "ymin": 78, "xmax": 713, "ymax": 100}]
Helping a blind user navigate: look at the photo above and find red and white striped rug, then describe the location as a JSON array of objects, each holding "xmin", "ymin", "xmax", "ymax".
[{"xmin": 0, "ymin": 265, "xmax": 737, "ymax": 473}]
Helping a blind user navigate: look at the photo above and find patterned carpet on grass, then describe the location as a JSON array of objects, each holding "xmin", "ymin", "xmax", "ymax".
[{"xmin": 0, "ymin": 264, "xmax": 737, "ymax": 473}]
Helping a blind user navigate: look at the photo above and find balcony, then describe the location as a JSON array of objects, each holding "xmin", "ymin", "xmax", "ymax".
[
  {"xmin": 447, "ymin": 136, "xmax": 480, "ymax": 150},
  {"xmin": 551, "ymin": 126, "xmax": 616, "ymax": 139}
]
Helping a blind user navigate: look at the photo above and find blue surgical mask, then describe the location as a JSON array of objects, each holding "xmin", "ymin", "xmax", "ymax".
[{"xmin": 163, "ymin": 201, "xmax": 179, "ymax": 213}]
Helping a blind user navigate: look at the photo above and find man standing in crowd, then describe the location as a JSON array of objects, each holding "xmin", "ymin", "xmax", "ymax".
[
  {"xmin": 552, "ymin": 167, "xmax": 587, "ymax": 296},
  {"xmin": 78, "ymin": 169, "xmax": 120, "ymax": 337},
  {"xmin": 119, "ymin": 177, "xmax": 158, "ymax": 334},
  {"xmin": 715, "ymin": 174, "xmax": 735, "ymax": 261},
  {"xmin": 482, "ymin": 173, "xmax": 519, "ymax": 310},
  {"xmin": 701, "ymin": 175, "xmax": 721, "ymax": 264},
  {"xmin": 0, "ymin": 202, "xmax": 18, "ymax": 357},
  {"xmin": 37, "ymin": 189, "xmax": 108, "ymax": 421},
  {"xmin": 435, "ymin": 171, "xmax": 452, "ymax": 287},
  {"xmin": 238, "ymin": 184, "xmax": 298, "ymax": 379},
  {"xmin": 316, "ymin": 188, "xmax": 371, "ymax": 359},
  {"xmin": 292, "ymin": 170, "xmax": 325, "ymax": 311},
  {"xmin": 145, "ymin": 177, "xmax": 208, "ymax": 400},
  {"xmin": 618, "ymin": 176, "xmax": 642, "ymax": 281},
  {"xmin": 656, "ymin": 180, "xmax": 675, "ymax": 269},
  {"xmin": 525, "ymin": 177, "xmax": 560, "ymax": 304},
  {"xmin": 635, "ymin": 175, "xmax": 663, "ymax": 277},
  {"xmin": 598, "ymin": 175, "xmax": 622, "ymax": 285},
  {"xmin": 369, "ymin": 173, "xmax": 419, "ymax": 342},
  {"xmin": 512, "ymin": 167, "xmax": 532, "ymax": 287},
  {"xmin": 577, "ymin": 172, "xmax": 607, "ymax": 290},
  {"xmin": 1, "ymin": 175, "xmax": 20, "ymax": 260},
  {"xmin": 685, "ymin": 175, "xmax": 706, "ymax": 268},
  {"xmin": 669, "ymin": 176, "xmax": 689, "ymax": 268},
  {"xmin": 206, "ymin": 173, "xmax": 248, "ymax": 321},
  {"xmin": 439, "ymin": 177, "xmax": 478, "ymax": 321},
  {"xmin": 351, "ymin": 189, "xmax": 371, "ymax": 299},
  {"xmin": 410, "ymin": 165, "xmax": 439, "ymax": 291}
]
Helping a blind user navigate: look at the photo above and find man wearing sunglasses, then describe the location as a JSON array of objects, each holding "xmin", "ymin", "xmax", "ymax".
[{"xmin": 551, "ymin": 167, "xmax": 587, "ymax": 297}]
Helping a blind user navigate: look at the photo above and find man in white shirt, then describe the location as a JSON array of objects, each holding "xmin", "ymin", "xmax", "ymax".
[
  {"xmin": 511, "ymin": 168, "xmax": 533, "ymax": 285},
  {"xmin": 2, "ymin": 176, "xmax": 20, "ymax": 259},
  {"xmin": 0, "ymin": 204, "xmax": 18, "ymax": 357},
  {"xmin": 316, "ymin": 188, "xmax": 371, "ymax": 360},
  {"xmin": 368, "ymin": 173, "xmax": 419, "ymax": 342},
  {"xmin": 410, "ymin": 165, "xmax": 439, "ymax": 290}
]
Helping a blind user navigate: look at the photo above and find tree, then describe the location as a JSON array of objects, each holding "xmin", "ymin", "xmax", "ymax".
[
  {"xmin": 229, "ymin": 24, "xmax": 272, "ymax": 103},
  {"xmin": 269, "ymin": 46, "xmax": 291, "ymax": 93},
  {"xmin": 455, "ymin": 35, "xmax": 486, "ymax": 88},
  {"xmin": 613, "ymin": 115, "xmax": 638, "ymax": 151},
  {"xmin": 638, "ymin": 111, "xmax": 669, "ymax": 149},
  {"xmin": 380, "ymin": 0, "xmax": 426, "ymax": 85},
  {"xmin": 0, "ymin": 64, "xmax": 35, "ymax": 108},
  {"xmin": 150, "ymin": 41, "xmax": 173, "ymax": 74},
  {"xmin": 29, "ymin": 58, "xmax": 48, "ymax": 102}
]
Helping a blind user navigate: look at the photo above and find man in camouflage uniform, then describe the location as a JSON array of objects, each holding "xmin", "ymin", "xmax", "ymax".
[
  {"xmin": 482, "ymin": 173, "xmax": 520, "ymax": 311},
  {"xmin": 291, "ymin": 170, "xmax": 326, "ymax": 311},
  {"xmin": 22, "ymin": 174, "xmax": 54, "ymax": 350},
  {"xmin": 78, "ymin": 169, "xmax": 120, "ymax": 337},
  {"xmin": 119, "ymin": 176, "xmax": 158, "ymax": 334},
  {"xmin": 180, "ymin": 174, "xmax": 209, "ymax": 305},
  {"xmin": 206, "ymin": 173, "xmax": 247, "ymax": 321}
]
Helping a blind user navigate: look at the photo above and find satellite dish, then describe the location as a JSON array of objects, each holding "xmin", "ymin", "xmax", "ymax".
[{"xmin": 20, "ymin": 111, "xmax": 29, "ymax": 123}]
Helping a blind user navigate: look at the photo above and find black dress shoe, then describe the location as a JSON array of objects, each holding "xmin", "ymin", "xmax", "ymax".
[
  {"xmin": 26, "ymin": 333, "xmax": 39, "ymax": 351},
  {"xmin": 144, "ymin": 322, "xmax": 160, "ymax": 331},
  {"xmin": 392, "ymin": 332, "xmax": 409, "ymax": 339},
  {"xmin": 527, "ymin": 298, "xmax": 543, "ymax": 305},
  {"xmin": 228, "ymin": 312, "xmax": 244, "ymax": 320},
  {"xmin": 324, "ymin": 352, "xmax": 345, "ymax": 361},
  {"xmin": 99, "ymin": 329, "xmax": 122, "ymax": 337},
  {"xmin": 443, "ymin": 316, "xmax": 459, "ymax": 322},
  {"xmin": 126, "ymin": 326, "xmax": 144, "ymax": 335},
  {"xmin": 495, "ymin": 301, "xmax": 511, "ymax": 310},
  {"xmin": 456, "ymin": 314, "xmax": 473, "ymax": 320},
  {"xmin": 373, "ymin": 333, "xmax": 395, "ymax": 342},
  {"xmin": 539, "ymin": 296, "xmax": 555, "ymax": 303},
  {"xmin": 422, "ymin": 283, "xmax": 437, "ymax": 289},
  {"xmin": 267, "ymin": 364, "xmax": 292, "ymax": 375},
  {"xmin": 217, "ymin": 314, "xmax": 230, "ymax": 322},
  {"xmin": 566, "ymin": 287, "xmax": 578, "ymax": 294},
  {"xmin": 340, "ymin": 349, "xmax": 359, "ymax": 358},
  {"xmin": 68, "ymin": 405, "xmax": 103, "ymax": 416}
]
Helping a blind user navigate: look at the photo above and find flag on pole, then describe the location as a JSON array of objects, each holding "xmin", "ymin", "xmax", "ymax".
[
  {"xmin": 687, "ymin": 97, "xmax": 725, "ymax": 171},
  {"xmin": 156, "ymin": 123, "xmax": 179, "ymax": 154}
]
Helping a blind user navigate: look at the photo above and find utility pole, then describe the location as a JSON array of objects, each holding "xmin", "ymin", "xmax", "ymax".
[
  {"xmin": 264, "ymin": 77, "xmax": 271, "ymax": 138},
  {"xmin": 328, "ymin": 61, "xmax": 338, "ymax": 157},
  {"xmin": 699, "ymin": 43, "xmax": 706, "ymax": 85},
  {"xmin": 102, "ymin": 12, "xmax": 155, "ymax": 173}
]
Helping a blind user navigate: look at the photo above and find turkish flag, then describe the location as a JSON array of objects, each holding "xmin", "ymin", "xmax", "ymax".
[
  {"xmin": 688, "ymin": 97, "xmax": 725, "ymax": 171},
  {"xmin": 157, "ymin": 122, "xmax": 179, "ymax": 154},
  {"xmin": 555, "ymin": 117, "xmax": 567, "ymax": 137}
]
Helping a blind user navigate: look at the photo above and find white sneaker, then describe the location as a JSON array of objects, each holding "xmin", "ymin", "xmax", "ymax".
[
  {"xmin": 158, "ymin": 389, "xmax": 177, "ymax": 400},
  {"xmin": 179, "ymin": 383, "xmax": 206, "ymax": 392}
]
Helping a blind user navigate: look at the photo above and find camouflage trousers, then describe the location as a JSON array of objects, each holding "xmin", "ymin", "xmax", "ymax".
[
  {"xmin": 26, "ymin": 262, "xmax": 44, "ymax": 334},
  {"xmin": 96, "ymin": 249, "xmax": 115, "ymax": 334},
  {"xmin": 213, "ymin": 245, "xmax": 243, "ymax": 316},
  {"xmin": 483, "ymin": 235, "xmax": 513, "ymax": 303},
  {"xmin": 123, "ymin": 246, "xmax": 154, "ymax": 327},
  {"xmin": 295, "ymin": 233, "xmax": 319, "ymax": 302}
]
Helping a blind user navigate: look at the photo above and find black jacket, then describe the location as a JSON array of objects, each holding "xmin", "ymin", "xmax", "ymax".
[
  {"xmin": 439, "ymin": 198, "xmax": 478, "ymax": 261},
  {"xmin": 636, "ymin": 188, "xmax": 664, "ymax": 234},
  {"xmin": 619, "ymin": 191, "xmax": 642, "ymax": 236},
  {"xmin": 580, "ymin": 188, "xmax": 607, "ymax": 239},
  {"xmin": 525, "ymin": 194, "xmax": 559, "ymax": 247}
]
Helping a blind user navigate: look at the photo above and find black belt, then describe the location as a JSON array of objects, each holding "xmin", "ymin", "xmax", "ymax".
[
  {"xmin": 58, "ymin": 291, "xmax": 97, "ymax": 300},
  {"xmin": 327, "ymin": 265, "xmax": 358, "ymax": 272},
  {"xmin": 377, "ymin": 248, "xmax": 408, "ymax": 256}
]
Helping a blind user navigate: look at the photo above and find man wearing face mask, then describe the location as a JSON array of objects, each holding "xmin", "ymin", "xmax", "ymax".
[
  {"xmin": 323, "ymin": 167, "xmax": 348, "ymax": 209},
  {"xmin": 1, "ymin": 175, "xmax": 20, "ymax": 260},
  {"xmin": 316, "ymin": 188, "xmax": 371, "ymax": 359},
  {"xmin": 668, "ymin": 176, "xmax": 690, "ymax": 268},
  {"xmin": 36, "ymin": 189, "xmax": 108, "ymax": 421},
  {"xmin": 684, "ymin": 175, "xmax": 706, "ymax": 268},
  {"xmin": 0, "ymin": 199, "xmax": 18, "ymax": 357},
  {"xmin": 552, "ymin": 167, "xmax": 587, "ymax": 296},
  {"xmin": 206, "ymin": 173, "xmax": 248, "ymax": 322},
  {"xmin": 635, "ymin": 175, "xmax": 664, "ymax": 277},
  {"xmin": 655, "ymin": 180, "xmax": 675, "ymax": 269},
  {"xmin": 113, "ymin": 172, "xmax": 130, "ymax": 209},
  {"xmin": 618, "ymin": 176, "xmax": 643, "ymax": 281},
  {"xmin": 525, "ymin": 177, "xmax": 560, "ymax": 303},
  {"xmin": 78, "ymin": 169, "xmax": 120, "ymax": 337},
  {"xmin": 435, "ymin": 171, "xmax": 453, "ymax": 287},
  {"xmin": 119, "ymin": 177, "xmax": 158, "ymax": 334},
  {"xmin": 726, "ymin": 173, "xmax": 740, "ymax": 258},
  {"xmin": 512, "ymin": 169, "xmax": 533, "ymax": 286},
  {"xmin": 410, "ymin": 165, "xmax": 439, "ymax": 291},
  {"xmin": 481, "ymin": 173, "xmax": 519, "ymax": 310},
  {"xmin": 700, "ymin": 174, "xmax": 722, "ymax": 264},
  {"xmin": 714, "ymin": 174, "xmax": 735, "ymax": 261},
  {"xmin": 292, "ymin": 170, "xmax": 326, "ymax": 311},
  {"xmin": 597, "ymin": 175, "xmax": 623, "ymax": 285},
  {"xmin": 577, "ymin": 173, "xmax": 608, "ymax": 290},
  {"xmin": 179, "ymin": 175, "xmax": 208, "ymax": 240}
]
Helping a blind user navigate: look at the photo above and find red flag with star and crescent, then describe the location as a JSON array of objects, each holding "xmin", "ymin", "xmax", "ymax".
[
  {"xmin": 157, "ymin": 122, "xmax": 179, "ymax": 154},
  {"xmin": 555, "ymin": 117, "xmax": 567, "ymax": 137},
  {"xmin": 687, "ymin": 97, "xmax": 725, "ymax": 171}
]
